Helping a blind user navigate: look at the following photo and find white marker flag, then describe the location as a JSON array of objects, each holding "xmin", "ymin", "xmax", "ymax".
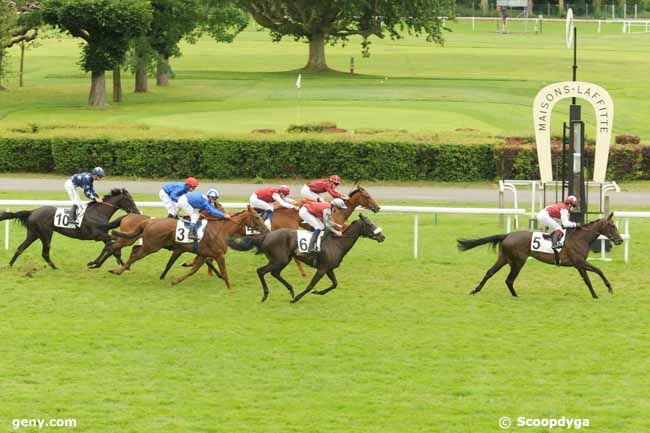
[{"xmin": 296, "ymin": 73, "xmax": 302, "ymax": 89}]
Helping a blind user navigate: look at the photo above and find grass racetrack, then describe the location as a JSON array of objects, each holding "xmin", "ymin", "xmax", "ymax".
[
  {"xmin": 1, "ymin": 21, "xmax": 649, "ymax": 138},
  {"xmin": 1, "ymin": 192, "xmax": 649, "ymax": 432}
]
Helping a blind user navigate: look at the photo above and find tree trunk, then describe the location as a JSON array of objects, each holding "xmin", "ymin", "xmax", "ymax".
[
  {"xmin": 134, "ymin": 59, "xmax": 148, "ymax": 93},
  {"xmin": 88, "ymin": 70, "xmax": 107, "ymax": 107},
  {"xmin": 592, "ymin": 0, "xmax": 601, "ymax": 13},
  {"xmin": 156, "ymin": 55, "xmax": 170, "ymax": 86},
  {"xmin": 527, "ymin": 0, "xmax": 534, "ymax": 14},
  {"xmin": 304, "ymin": 34, "xmax": 329, "ymax": 72},
  {"xmin": 19, "ymin": 42, "xmax": 25, "ymax": 88},
  {"xmin": 113, "ymin": 67, "xmax": 122, "ymax": 103},
  {"xmin": 480, "ymin": 0, "xmax": 489, "ymax": 14},
  {"xmin": 559, "ymin": 0, "xmax": 565, "ymax": 14}
]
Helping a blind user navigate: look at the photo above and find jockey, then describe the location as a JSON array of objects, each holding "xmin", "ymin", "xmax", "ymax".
[
  {"xmin": 159, "ymin": 177, "xmax": 199, "ymax": 218},
  {"xmin": 298, "ymin": 198, "xmax": 347, "ymax": 253},
  {"xmin": 178, "ymin": 189, "xmax": 231, "ymax": 240},
  {"xmin": 537, "ymin": 195, "xmax": 579, "ymax": 249},
  {"xmin": 64, "ymin": 166, "xmax": 105, "ymax": 226},
  {"xmin": 249, "ymin": 185, "xmax": 298, "ymax": 221},
  {"xmin": 301, "ymin": 175, "xmax": 349, "ymax": 202}
]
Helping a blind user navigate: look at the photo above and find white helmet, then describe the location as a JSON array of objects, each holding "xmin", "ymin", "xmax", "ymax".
[{"xmin": 331, "ymin": 198, "xmax": 347, "ymax": 209}]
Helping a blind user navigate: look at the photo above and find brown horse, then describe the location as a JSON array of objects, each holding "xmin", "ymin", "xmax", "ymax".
[
  {"xmin": 457, "ymin": 213, "xmax": 623, "ymax": 299},
  {"xmin": 267, "ymin": 185, "xmax": 381, "ymax": 276},
  {"xmin": 227, "ymin": 214, "xmax": 386, "ymax": 303},
  {"xmin": 109, "ymin": 206, "xmax": 268, "ymax": 288}
]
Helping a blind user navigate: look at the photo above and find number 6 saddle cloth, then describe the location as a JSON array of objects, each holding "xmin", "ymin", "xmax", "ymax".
[
  {"xmin": 530, "ymin": 229, "xmax": 567, "ymax": 254},
  {"xmin": 296, "ymin": 230, "xmax": 323, "ymax": 254}
]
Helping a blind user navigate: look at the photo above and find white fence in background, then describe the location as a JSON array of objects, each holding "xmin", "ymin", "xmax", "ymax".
[{"xmin": 0, "ymin": 200, "xmax": 525, "ymax": 259}]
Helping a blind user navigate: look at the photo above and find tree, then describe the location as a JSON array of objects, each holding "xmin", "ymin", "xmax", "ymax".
[
  {"xmin": 237, "ymin": 0, "xmax": 455, "ymax": 72},
  {"xmin": 1, "ymin": 0, "xmax": 40, "ymax": 89},
  {"xmin": 40, "ymin": 0, "xmax": 152, "ymax": 106}
]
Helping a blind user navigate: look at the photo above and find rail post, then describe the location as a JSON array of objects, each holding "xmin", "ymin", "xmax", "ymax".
[
  {"xmin": 413, "ymin": 214, "xmax": 419, "ymax": 259},
  {"xmin": 4, "ymin": 207, "xmax": 9, "ymax": 250}
]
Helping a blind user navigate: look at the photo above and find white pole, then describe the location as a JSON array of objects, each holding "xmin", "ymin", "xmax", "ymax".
[
  {"xmin": 600, "ymin": 238, "xmax": 606, "ymax": 260},
  {"xmin": 634, "ymin": 4, "xmax": 638, "ymax": 19},
  {"xmin": 612, "ymin": 4, "xmax": 615, "ymax": 19},
  {"xmin": 598, "ymin": 20, "xmax": 602, "ymax": 33},
  {"xmin": 413, "ymin": 214, "xmax": 419, "ymax": 259},
  {"xmin": 506, "ymin": 215, "xmax": 511, "ymax": 233},
  {"xmin": 4, "ymin": 208, "xmax": 9, "ymax": 250},
  {"xmin": 624, "ymin": 218, "xmax": 629, "ymax": 264},
  {"xmin": 472, "ymin": 16, "xmax": 475, "ymax": 31}
]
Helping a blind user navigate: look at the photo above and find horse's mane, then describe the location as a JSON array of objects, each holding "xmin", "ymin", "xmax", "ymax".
[
  {"xmin": 348, "ymin": 186, "xmax": 365, "ymax": 198},
  {"xmin": 103, "ymin": 188, "xmax": 126, "ymax": 200}
]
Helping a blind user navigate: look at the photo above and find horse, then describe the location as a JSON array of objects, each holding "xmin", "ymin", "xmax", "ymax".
[
  {"xmin": 457, "ymin": 213, "xmax": 623, "ymax": 299},
  {"xmin": 109, "ymin": 206, "xmax": 268, "ymax": 288},
  {"xmin": 266, "ymin": 185, "xmax": 381, "ymax": 276},
  {"xmin": 0, "ymin": 188, "xmax": 140, "ymax": 269},
  {"xmin": 227, "ymin": 213, "xmax": 386, "ymax": 303}
]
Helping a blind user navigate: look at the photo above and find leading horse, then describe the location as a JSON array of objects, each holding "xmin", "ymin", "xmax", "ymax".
[
  {"xmin": 457, "ymin": 213, "xmax": 623, "ymax": 298},
  {"xmin": 0, "ymin": 188, "xmax": 140, "ymax": 269}
]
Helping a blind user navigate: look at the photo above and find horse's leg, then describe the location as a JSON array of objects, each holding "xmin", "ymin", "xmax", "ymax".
[
  {"xmin": 292, "ymin": 268, "xmax": 328, "ymax": 304},
  {"xmin": 504, "ymin": 259, "xmax": 526, "ymax": 297},
  {"xmin": 313, "ymin": 269, "xmax": 338, "ymax": 295},
  {"xmin": 214, "ymin": 254, "xmax": 231, "ymax": 289},
  {"xmin": 113, "ymin": 248, "xmax": 124, "ymax": 266},
  {"xmin": 205, "ymin": 259, "xmax": 223, "ymax": 280},
  {"xmin": 9, "ymin": 230, "xmax": 39, "ymax": 267},
  {"xmin": 469, "ymin": 255, "xmax": 507, "ymax": 295},
  {"xmin": 294, "ymin": 258, "xmax": 307, "ymax": 277},
  {"xmin": 269, "ymin": 261, "xmax": 294, "ymax": 300},
  {"xmin": 583, "ymin": 262, "xmax": 613, "ymax": 294},
  {"xmin": 125, "ymin": 245, "xmax": 141, "ymax": 270},
  {"xmin": 256, "ymin": 262, "xmax": 276, "ymax": 302},
  {"xmin": 110, "ymin": 243, "xmax": 153, "ymax": 275},
  {"xmin": 160, "ymin": 250, "xmax": 184, "ymax": 280},
  {"xmin": 88, "ymin": 241, "xmax": 111, "ymax": 267},
  {"xmin": 576, "ymin": 267, "xmax": 599, "ymax": 299},
  {"xmin": 171, "ymin": 256, "xmax": 205, "ymax": 286},
  {"xmin": 38, "ymin": 228, "xmax": 57, "ymax": 270}
]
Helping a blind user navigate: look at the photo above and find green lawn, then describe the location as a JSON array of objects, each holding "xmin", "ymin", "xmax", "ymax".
[
  {"xmin": 1, "ymin": 191, "xmax": 649, "ymax": 432},
  {"xmin": 1, "ymin": 20, "xmax": 649, "ymax": 138}
]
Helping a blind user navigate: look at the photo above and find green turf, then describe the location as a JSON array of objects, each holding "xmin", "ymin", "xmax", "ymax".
[
  {"xmin": 1, "ymin": 191, "xmax": 649, "ymax": 432},
  {"xmin": 1, "ymin": 20, "xmax": 649, "ymax": 139}
]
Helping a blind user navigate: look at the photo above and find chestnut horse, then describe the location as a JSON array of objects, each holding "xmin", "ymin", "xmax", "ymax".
[
  {"xmin": 109, "ymin": 206, "xmax": 268, "ymax": 288},
  {"xmin": 457, "ymin": 214, "xmax": 623, "ymax": 299}
]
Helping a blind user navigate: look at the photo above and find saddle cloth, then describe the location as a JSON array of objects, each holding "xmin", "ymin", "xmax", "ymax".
[
  {"xmin": 531, "ymin": 229, "xmax": 566, "ymax": 254},
  {"xmin": 296, "ymin": 230, "xmax": 323, "ymax": 254},
  {"xmin": 175, "ymin": 220, "xmax": 208, "ymax": 243},
  {"xmin": 54, "ymin": 205, "xmax": 87, "ymax": 229}
]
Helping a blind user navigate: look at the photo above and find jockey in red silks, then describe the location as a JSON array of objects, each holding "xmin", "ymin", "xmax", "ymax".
[
  {"xmin": 249, "ymin": 185, "xmax": 298, "ymax": 221},
  {"xmin": 536, "ymin": 195, "xmax": 579, "ymax": 249},
  {"xmin": 299, "ymin": 198, "xmax": 347, "ymax": 252},
  {"xmin": 300, "ymin": 175, "xmax": 349, "ymax": 202}
]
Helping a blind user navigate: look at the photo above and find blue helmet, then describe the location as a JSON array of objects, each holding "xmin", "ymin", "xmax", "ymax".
[
  {"xmin": 92, "ymin": 167, "xmax": 105, "ymax": 177},
  {"xmin": 206, "ymin": 188, "xmax": 219, "ymax": 199}
]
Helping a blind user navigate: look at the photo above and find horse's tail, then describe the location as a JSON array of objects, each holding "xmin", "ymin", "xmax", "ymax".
[
  {"xmin": 457, "ymin": 234, "xmax": 507, "ymax": 252},
  {"xmin": 0, "ymin": 210, "xmax": 32, "ymax": 227},
  {"xmin": 227, "ymin": 235, "xmax": 267, "ymax": 254},
  {"xmin": 111, "ymin": 221, "xmax": 147, "ymax": 240}
]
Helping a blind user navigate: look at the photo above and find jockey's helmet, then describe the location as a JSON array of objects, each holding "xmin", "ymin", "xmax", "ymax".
[
  {"xmin": 331, "ymin": 198, "xmax": 347, "ymax": 209},
  {"xmin": 329, "ymin": 175, "xmax": 341, "ymax": 185},
  {"xmin": 565, "ymin": 195, "xmax": 578, "ymax": 206},
  {"xmin": 206, "ymin": 189, "xmax": 220, "ymax": 199},
  {"xmin": 92, "ymin": 167, "xmax": 105, "ymax": 177},
  {"xmin": 278, "ymin": 185, "xmax": 290, "ymax": 195},
  {"xmin": 185, "ymin": 177, "xmax": 199, "ymax": 188}
]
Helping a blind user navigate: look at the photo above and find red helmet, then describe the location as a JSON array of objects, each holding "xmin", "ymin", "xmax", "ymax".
[
  {"xmin": 565, "ymin": 195, "xmax": 577, "ymax": 206},
  {"xmin": 185, "ymin": 177, "xmax": 199, "ymax": 188},
  {"xmin": 278, "ymin": 185, "xmax": 290, "ymax": 195},
  {"xmin": 329, "ymin": 175, "xmax": 341, "ymax": 185}
]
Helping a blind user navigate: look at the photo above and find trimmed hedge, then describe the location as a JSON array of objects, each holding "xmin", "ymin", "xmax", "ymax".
[{"xmin": 1, "ymin": 136, "xmax": 650, "ymax": 182}]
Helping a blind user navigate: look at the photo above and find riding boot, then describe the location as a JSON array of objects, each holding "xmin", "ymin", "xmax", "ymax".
[
  {"xmin": 308, "ymin": 229, "xmax": 321, "ymax": 253},
  {"xmin": 167, "ymin": 213, "xmax": 178, "ymax": 219},
  {"xmin": 551, "ymin": 231, "xmax": 561, "ymax": 265},
  {"xmin": 69, "ymin": 204, "xmax": 78, "ymax": 227},
  {"xmin": 189, "ymin": 222, "xmax": 200, "ymax": 240}
]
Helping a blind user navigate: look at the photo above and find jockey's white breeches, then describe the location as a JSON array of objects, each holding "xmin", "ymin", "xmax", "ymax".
[
  {"xmin": 249, "ymin": 193, "xmax": 274, "ymax": 212},
  {"xmin": 64, "ymin": 179, "xmax": 82, "ymax": 207},
  {"xmin": 300, "ymin": 185, "xmax": 322, "ymax": 201},
  {"xmin": 537, "ymin": 210, "xmax": 561, "ymax": 232},
  {"xmin": 159, "ymin": 189, "xmax": 178, "ymax": 216},
  {"xmin": 299, "ymin": 206, "xmax": 324, "ymax": 230},
  {"xmin": 177, "ymin": 195, "xmax": 199, "ymax": 224}
]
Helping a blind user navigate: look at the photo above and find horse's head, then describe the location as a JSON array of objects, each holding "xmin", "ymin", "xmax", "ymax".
[
  {"xmin": 348, "ymin": 185, "xmax": 380, "ymax": 213},
  {"xmin": 241, "ymin": 205, "xmax": 270, "ymax": 234},
  {"xmin": 358, "ymin": 213, "xmax": 385, "ymax": 243},
  {"xmin": 596, "ymin": 213, "xmax": 623, "ymax": 245},
  {"xmin": 105, "ymin": 188, "xmax": 141, "ymax": 214}
]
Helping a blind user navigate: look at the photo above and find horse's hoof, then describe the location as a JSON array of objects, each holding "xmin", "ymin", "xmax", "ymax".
[
  {"xmin": 108, "ymin": 270, "xmax": 120, "ymax": 275},
  {"xmin": 468, "ymin": 290, "xmax": 477, "ymax": 296}
]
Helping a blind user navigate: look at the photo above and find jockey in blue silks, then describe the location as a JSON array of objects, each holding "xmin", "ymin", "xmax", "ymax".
[
  {"xmin": 177, "ymin": 189, "xmax": 231, "ymax": 239},
  {"xmin": 64, "ymin": 167, "xmax": 105, "ymax": 226},
  {"xmin": 159, "ymin": 177, "xmax": 199, "ymax": 219}
]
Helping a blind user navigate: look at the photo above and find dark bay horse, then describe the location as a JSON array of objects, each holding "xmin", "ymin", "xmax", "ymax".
[
  {"xmin": 0, "ymin": 189, "xmax": 140, "ymax": 269},
  {"xmin": 227, "ymin": 214, "xmax": 386, "ymax": 303},
  {"xmin": 457, "ymin": 214, "xmax": 623, "ymax": 299},
  {"xmin": 109, "ymin": 206, "xmax": 268, "ymax": 288},
  {"xmin": 268, "ymin": 185, "xmax": 381, "ymax": 276}
]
